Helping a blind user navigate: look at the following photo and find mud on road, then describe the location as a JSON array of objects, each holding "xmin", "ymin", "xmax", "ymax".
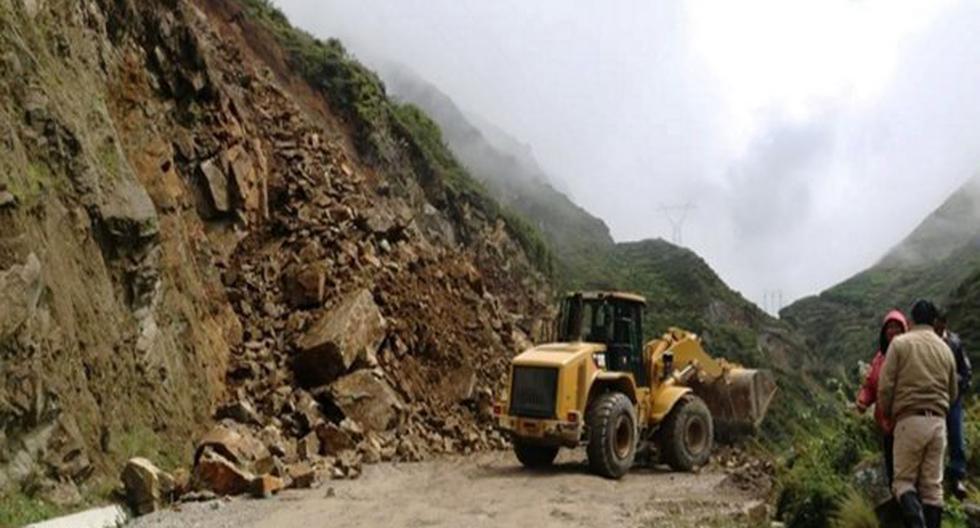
[{"xmin": 130, "ymin": 450, "xmax": 767, "ymax": 528}]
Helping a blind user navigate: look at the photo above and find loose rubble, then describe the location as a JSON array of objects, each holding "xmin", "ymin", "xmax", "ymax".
[{"xmin": 111, "ymin": 0, "xmax": 553, "ymax": 508}]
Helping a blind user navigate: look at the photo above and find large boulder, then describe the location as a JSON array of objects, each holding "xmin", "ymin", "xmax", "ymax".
[
  {"xmin": 120, "ymin": 457, "xmax": 175, "ymax": 516},
  {"xmin": 293, "ymin": 289, "xmax": 386, "ymax": 387},
  {"xmin": 315, "ymin": 422, "xmax": 357, "ymax": 456},
  {"xmin": 194, "ymin": 425, "xmax": 269, "ymax": 472},
  {"xmin": 192, "ymin": 448, "xmax": 253, "ymax": 496},
  {"xmin": 329, "ymin": 370, "xmax": 404, "ymax": 432}
]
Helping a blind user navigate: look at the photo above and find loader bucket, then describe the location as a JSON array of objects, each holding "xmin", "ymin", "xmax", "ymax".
[{"xmin": 693, "ymin": 368, "xmax": 776, "ymax": 440}]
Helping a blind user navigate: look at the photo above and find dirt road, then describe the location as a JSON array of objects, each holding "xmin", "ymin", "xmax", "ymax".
[{"xmin": 130, "ymin": 449, "xmax": 767, "ymax": 528}]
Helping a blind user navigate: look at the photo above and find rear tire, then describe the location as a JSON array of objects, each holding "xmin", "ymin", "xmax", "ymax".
[
  {"xmin": 513, "ymin": 441, "xmax": 559, "ymax": 468},
  {"xmin": 659, "ymin": 394, "xmax": 713, "ymax": 471},
  {"xmin": 586, "ymin": 392, "xmax": 637, "ymax": 479}
]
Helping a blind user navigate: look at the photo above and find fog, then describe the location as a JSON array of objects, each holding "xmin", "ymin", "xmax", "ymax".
[{"xmin": 272, "ymin": 0, "xmax": 980, "ymax": 310}]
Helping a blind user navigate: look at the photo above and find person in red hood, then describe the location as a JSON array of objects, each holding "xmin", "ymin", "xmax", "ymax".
[{"xmin": 857, "ymin": 309, "xmax": 909, "ymax": 483}]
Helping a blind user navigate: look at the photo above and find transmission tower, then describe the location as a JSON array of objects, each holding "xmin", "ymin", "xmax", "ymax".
[
  {"xmin": 659, "ymin": 202, "xmax": 696, "ymax": 245},
  {"xmin": 762, "ymin": 289, "xmax": 784, "ymax": 314}
]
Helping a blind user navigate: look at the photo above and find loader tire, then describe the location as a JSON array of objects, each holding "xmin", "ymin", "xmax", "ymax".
[
  {"xmin": 586, "ymin": 392, "xmax": 637, "ymax": 479},
  {"xmin": 659, "ymin": 394, "xmax": 713, "ymax": 472},
  {"xmin": 513, "ymin": 441, "xmax": 559, "ymax": 468}
]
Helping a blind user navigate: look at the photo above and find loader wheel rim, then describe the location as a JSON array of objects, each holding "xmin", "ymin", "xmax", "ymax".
[
  {"xmin": 685, "ymin": 417, "xmax": 708, "ymax": 454},
  {"xmin": 613, "ymin": 415, "xmax": 633, "ymax": 459}
]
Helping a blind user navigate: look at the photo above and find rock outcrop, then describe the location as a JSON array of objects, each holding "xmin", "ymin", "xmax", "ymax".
[{"xmin": 0, "ymin": 0, "xmax": 551, "ymax": 508}]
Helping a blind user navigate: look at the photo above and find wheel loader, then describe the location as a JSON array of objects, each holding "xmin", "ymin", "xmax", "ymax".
[{"xmin": 493, "ymin": 291, "xmax": 777, "ymax": 479}]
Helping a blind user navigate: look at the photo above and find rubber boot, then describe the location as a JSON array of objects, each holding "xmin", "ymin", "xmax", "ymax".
[
  {"xmin": 923, "ymin": 504, "xmax": 942, "ymax": 528},
  {"xmin": 898, "ymin": 491, "xmax": 926, "ymax": 528}
]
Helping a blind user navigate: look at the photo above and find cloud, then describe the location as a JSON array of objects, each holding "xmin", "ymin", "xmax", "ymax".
[{"xmin": 271, "ymin": 0, "xmax": 980, "ymax": 310}]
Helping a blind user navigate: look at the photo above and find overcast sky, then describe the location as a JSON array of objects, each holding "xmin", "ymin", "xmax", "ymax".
[{"xmin": 273, "ymin": 0, "xmax": 980, "ymax": 310}]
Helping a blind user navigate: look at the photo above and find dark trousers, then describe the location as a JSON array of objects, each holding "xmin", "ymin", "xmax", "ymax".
[
  {"xmin": 947, "ymin": 398, "xmax": 967, "ymax": 481},
  {"xmin": 884, "ymin": 433, "xmax": 895, "ymax": 484}
]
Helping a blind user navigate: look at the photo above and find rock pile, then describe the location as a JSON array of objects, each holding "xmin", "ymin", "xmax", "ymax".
[{"xmin": 111, "ymin": 0, "xmax": 553, "ymax": 503}]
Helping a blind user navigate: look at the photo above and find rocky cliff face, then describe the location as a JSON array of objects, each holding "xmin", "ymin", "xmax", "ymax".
[{"xmin": 0, "ymin": 0, "xmax": 551, "ymax": 509}]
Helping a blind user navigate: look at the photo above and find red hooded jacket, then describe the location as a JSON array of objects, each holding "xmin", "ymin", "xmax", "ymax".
[{"xmin": 856, "ymin": 309, "xmax": 908, "ymax": 434}]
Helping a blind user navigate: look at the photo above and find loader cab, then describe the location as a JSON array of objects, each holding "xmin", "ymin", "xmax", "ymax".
[{"xmin": 556, "ymin": 292, "xmax": 648, "ymax": 386}]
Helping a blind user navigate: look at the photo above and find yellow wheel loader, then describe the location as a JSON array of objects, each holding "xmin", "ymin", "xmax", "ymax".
[{"xmin": 494, "ymin": 291, "xmax": 777, "ymax": 479}]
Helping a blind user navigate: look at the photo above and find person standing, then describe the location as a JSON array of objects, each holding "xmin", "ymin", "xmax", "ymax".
[
  {"xmin": 856, "ymin": 309, "xmax": 909, "ymax": 483},
  {"xmin": 935, "ymin": 311, "xmax": 972, "ymax": 499},
  {"xmin": 878, "ymin": 299, "xmax": 958, "ymax": 528}
]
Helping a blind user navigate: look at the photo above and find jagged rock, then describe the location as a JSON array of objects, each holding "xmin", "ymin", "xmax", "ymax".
[
  {"xmin": 335, "ymin": 449, "xmax": 362, "ymax": 479},
  {"xmin": 194, "ymin": 425, "xmax": 269, "ymax": 471},
  {"xmin": 193, "ymin": 448, "xmax": 254, "ymax": 496},
  {"xmin": 283, "ymin": 262, "xmax": 327, "ymax": 308},
  {"xmin": 293, "ymin": 289, "xmax": 387, "ymax": 386},
  {"xmin": 328, "ymin": 370, "xmax": 404, "ymax": 432},
  {"xmin": 99, "ymin": 177, "xmax": 160, "ymax": 245},
  {"xmin": 291, "ymin": 389, "xmax": 322, "ymax": 432},
  {"xmin": 216, "ymin": 399, "xmax": 261, "ymax": 425},
  {"xmin": 249, "ymin": 474, "xmax": 285, "ymax": 498},
  {"xmin": 224, "ymin": 144, "xmax": 260, "ymax": 212},
  {"xmin": 257, "ymin": 425, "xmax": 294, "ymax": 460},
  {"xmin": 121, "ymin": 457, "xmax": 175, "ymax": 515},
  {"xmin": 357, "ymin": 432, "xmax": 383, "ymax": 464},
  {"xmin": 315, "ymin": 422, "xmax": 356, "ymax": 455},
  {"xmin": 286, "ymin": 462, "xmax": 315, "ymax": 489},
  {"xmin": 200, "ymin": 157, "xmax": 230, "ymax": 213},
  {"xmin": 296, "ymin": 431, "xmax": 320, "ymax": 461},
  {"xmin": 0, "ymin": 253, "xmax": 43, "ymax": 340}
]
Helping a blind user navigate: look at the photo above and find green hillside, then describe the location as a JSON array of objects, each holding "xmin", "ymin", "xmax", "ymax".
[
  {"xmin": 782, "ymin": 175, "xmax": 980, "ymax": 379},
  {"xmin": 948, "ymin": 268, "xmax": 980, "ymax": 367},
  {"xmin": 379, "ymin": 66, "xmax": 615, "ymax": 287},
  {"xmin": 380, "ymin": 64, "xmax": 828, "ymax": 442},
  {"xmin": 774, "ymin": 176, "xmax": 980, "ymax": 527}
]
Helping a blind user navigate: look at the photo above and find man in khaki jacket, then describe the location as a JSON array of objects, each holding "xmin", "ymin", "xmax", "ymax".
[{"xmin": 878, "ymin": 300, "xmax": 958, "ymax": 528}]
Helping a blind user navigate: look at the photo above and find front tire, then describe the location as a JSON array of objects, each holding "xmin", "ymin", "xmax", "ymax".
[
  {"xmin": 659, "ymin": 394, "xmax": 713, "ymax": 471},
  {"xmin": 513, "ymin": 440, "xmax": 559, "ymax": 468},
  {"xmin": 586, "ymin": 392, "xmax": 637, "ymax": 479}
]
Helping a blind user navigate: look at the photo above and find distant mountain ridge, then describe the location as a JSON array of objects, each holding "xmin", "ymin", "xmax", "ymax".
[
  {"xmin": 378, "ymin": 64, "xmax": 826, "ymax": 437},
  {"xmin": 378, "ymin": 63, "xmax": 616, "ymax": 285},
  {"xmin": 782, "ymin": 174, "xmax": 980, "ymax": 375}
]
